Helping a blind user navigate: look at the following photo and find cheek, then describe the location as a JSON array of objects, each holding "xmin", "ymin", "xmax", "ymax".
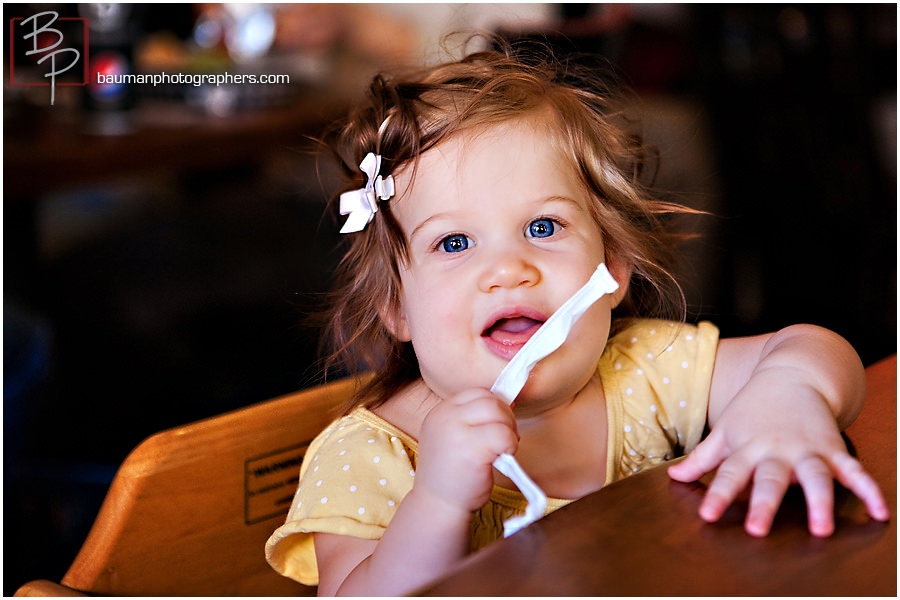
[
  {"xmin": 401, "ymin": 277, "xmax": 467, "ymax": 343},
  {"xmin": 572, "ymin": 299, "xmax": 614, "ymax": 358}
]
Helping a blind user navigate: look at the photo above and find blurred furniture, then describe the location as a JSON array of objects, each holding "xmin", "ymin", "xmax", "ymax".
[
  {"xmin": 5, "ymin": 90, "xmax": 346, "ymax": 199},
  {"xmin": 5, "ymin": 82, "xmax": 353, "ymax": 596},
  {"xmin": 4, "ymin": 90, "xmax": 347, "ymax": 302},
  {"xmin": 13, "ymin": 375, "xmax": 368, "ymax": 597},
  {"xmin": 418, "ymin": 354, "xmax": 897, "ymax": 596}
]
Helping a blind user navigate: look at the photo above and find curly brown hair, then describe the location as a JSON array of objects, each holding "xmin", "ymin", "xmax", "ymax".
[{"xmin": 317, "ymin": 40, "xmax": 700, "ymax": 412}]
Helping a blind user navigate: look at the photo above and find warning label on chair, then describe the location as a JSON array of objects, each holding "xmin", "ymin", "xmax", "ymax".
[{"xmin": 245, "ymin": 444, "xmax": 307, "ymax": 524}]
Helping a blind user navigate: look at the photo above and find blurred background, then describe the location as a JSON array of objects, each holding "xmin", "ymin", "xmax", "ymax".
[{"xmin": 4, "ymin": 3, "xmax": 895, "ymax": 594}]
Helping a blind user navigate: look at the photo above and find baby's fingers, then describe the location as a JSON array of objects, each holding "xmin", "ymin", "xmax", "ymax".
[
  {"xmin": 744, "ymin": 458, "xmax": 793, "ymax": 536},
  {"xmin": 667, "ymin": 432, "xmax": 751, "ymax": 524},
  {"xmin": 829, "ymin": 452, "xmax": 890, "ymax": 522},
  {"xmin": 667, "ymin": 430, "xmax": 728, "ymax": 483},
  {"xmin": 794, "ymin": 456, "xmax": 835, "ymax": 537},
  {"xmin": 697, "ymin": 453, "xmax": 754, "ymax": 524}
]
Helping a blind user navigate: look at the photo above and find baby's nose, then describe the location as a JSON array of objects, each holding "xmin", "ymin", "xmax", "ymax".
[{"xmin": 477, "ymin": 252, "xmax": 541, "ymax": 292}]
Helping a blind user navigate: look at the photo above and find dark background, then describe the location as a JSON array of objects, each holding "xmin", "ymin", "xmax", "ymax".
[{"xmin": 4, "ymin": 3, "xmax": 896, "ymax": 595}]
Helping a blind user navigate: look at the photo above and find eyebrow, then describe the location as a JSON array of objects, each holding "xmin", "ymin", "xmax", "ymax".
[
  {"xmin": 409, "ymin": 211, "xmax": 456, "ymax": 243},
  {"xmin": 409, "ymin": 195, "xmax": 587, "ymax": 241},
  {"xmin": 542, "ymin": 195, "xmax": 585, "ymax": 212}
]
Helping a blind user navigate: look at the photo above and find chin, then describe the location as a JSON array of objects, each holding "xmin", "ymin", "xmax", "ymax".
[{"xmin": 516, "ymin": 360, "xmax": 597, "ymax": 406}]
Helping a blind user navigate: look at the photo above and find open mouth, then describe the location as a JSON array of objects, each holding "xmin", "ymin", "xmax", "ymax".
[{"xmin": 482, "ymin": 313, "xmax": 545, "ymax": 349}]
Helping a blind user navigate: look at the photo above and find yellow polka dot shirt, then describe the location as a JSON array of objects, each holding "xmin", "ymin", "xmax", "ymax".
[{"xmin": 265, "ymin": 319, "xmax": 719, "ymax": 586}]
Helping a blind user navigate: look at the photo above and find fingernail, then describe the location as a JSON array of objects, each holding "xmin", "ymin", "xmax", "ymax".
[
  {"xmin": 699, "ymin": 503, "xmax": 718, "ymax": 522},
  {"xmin": 746, "ymin": 523, "xmax": 767, "ymax": 537}
]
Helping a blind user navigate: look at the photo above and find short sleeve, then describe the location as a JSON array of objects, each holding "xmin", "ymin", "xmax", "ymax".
[
  {"xmin": 265, "ymin": 409, "xmax": 418, "ymax": 586},
  {"xmin": 601, "ymin": 319, "xmax": 719, "ymax": 481}
]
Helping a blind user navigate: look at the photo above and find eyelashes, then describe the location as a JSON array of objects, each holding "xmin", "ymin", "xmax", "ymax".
[
  {"xmin": 437, "ymin": 233, "xmax": 474, "ymax": 253},
  {"xmin": 433, "ymin": 216, "xmax": 567, "ymax": 254},
  {"xmin": 526, "ymin": 217, "xmax": 562, "ymax": 239}
]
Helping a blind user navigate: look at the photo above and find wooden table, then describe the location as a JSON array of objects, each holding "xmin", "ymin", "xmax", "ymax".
[{"xmin": 417, "ymin": 355, "xmax": 897, "ymax": 596}]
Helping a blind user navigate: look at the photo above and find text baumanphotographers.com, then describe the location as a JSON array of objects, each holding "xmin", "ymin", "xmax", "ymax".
[{"xmin": 95, "ymin": 71, "xmax": 291, "ymax": 87}]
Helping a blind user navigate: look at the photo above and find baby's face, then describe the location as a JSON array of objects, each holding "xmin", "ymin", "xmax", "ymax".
[{"xmin": 387, "ymin": 119, "xmax": 627, "ymax": 414}]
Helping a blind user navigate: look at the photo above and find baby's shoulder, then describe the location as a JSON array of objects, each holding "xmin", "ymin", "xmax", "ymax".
[
  {"xmin": 607, "ymin": 318, "xmax": 718, "ymax": 353},
  {"xmin": 306, "ymin": 402, "xmax": 419, "ymax": 469},
  {"xmin": 600, "ymin": 318, "xmax": 719, "ymax": 383}
]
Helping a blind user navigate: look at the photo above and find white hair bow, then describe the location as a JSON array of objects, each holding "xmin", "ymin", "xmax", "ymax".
[{"xmin": 339, "ymin": 152, "xmax": 395, "ymax": 233}]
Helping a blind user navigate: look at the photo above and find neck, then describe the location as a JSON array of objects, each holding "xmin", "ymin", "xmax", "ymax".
[{"xmin": 502, "ymin": 374, "xmax": 609, "ymax": 499}]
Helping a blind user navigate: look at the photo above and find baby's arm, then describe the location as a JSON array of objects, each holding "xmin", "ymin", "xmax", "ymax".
[
  {"xmin": 668, "ymin": 324, "xmax": 889, "ymax": 537},
  {"xmin": 315, "ymin": 389, "xmax": 517, "ymax": 596}
]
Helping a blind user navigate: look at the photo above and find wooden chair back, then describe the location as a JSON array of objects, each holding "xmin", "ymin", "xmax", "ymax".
[{"xmin": 14, "ymin": 376, "xmax": 364, "ymax": 597}]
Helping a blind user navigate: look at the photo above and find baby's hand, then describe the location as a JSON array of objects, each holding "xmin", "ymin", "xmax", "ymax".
[
  {"xmin": 668, "ymin": 384, "xmax": 889, "ymax": 537},
  {"xmin": 415, "ymin": 389, "xmax": 518, "ymax": 516}
]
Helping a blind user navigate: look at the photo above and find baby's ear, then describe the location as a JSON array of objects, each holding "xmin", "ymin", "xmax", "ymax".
[
  {"xmin": 606, "ymin": 256, "xmax": 632, "ymax": 309},
  {"xmin": 379, "ymin": 297, "xmax": 411, "ymax": 342}
]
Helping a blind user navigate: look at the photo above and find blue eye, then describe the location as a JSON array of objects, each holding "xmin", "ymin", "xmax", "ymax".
[
  {"xmin": 440, "ymin": 234, "xmax": 473, "ymax": 253},
  {"xmin": 527, "ymin": 218, "xmax": 559, "ymax": 239}
]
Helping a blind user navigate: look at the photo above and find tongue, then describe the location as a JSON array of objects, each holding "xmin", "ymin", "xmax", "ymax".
[{"xmin": 487, "ymin": 317, "xmax": 542, "ymax": 345}]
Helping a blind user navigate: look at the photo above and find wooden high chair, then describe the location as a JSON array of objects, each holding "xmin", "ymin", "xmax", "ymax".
[{"xmin": 13, "ymin": 376, "xmax": 366, "ymax": 597}]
